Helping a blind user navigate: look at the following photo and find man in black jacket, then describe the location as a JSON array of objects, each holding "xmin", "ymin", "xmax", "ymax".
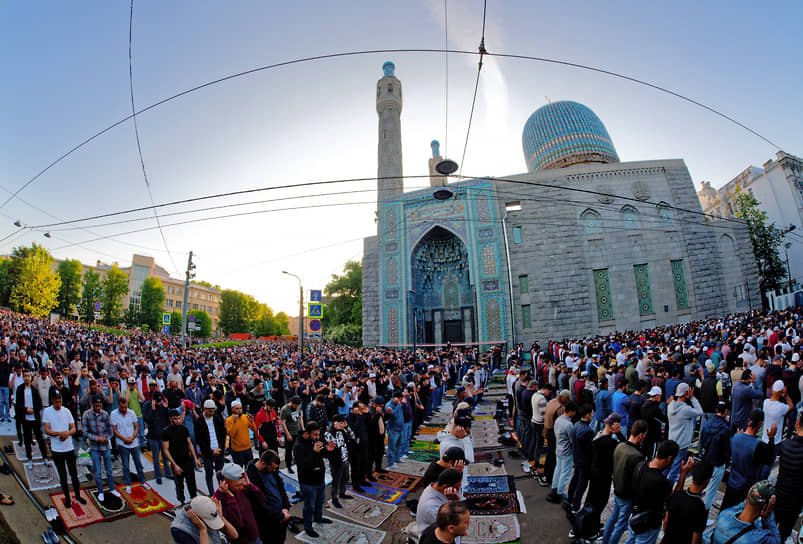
[
  {"xmin": 194, "ymin": 399, "xmax": 227, "ymax": 495},
  {"xmin": 293, "ymin": 422, "xmax": 334, "ymax": 538},
  {"xmin": 346, "ymin": 402, "xmax": 369, "ymax": 491},
  {"xmin": 247, "ymin": 450, "xmax": 292, "ymax": 544},
  {"xmin": 142, "ymin": 391, "xmax": 172, "ymax": 483},
  {"xmin": 324, "ymin": 415, "xmax": 356, "ymax": 508},
  {"xmin": 774, "ymin": 410, "xmax": 803, "ymax": 541},
  {"xmin": 15, "ymin": 369, "xmax": 49, "ymax": 467},
  {"xmin": 366, "ymin": 396, "xmax": 387, "ymax": 478}
]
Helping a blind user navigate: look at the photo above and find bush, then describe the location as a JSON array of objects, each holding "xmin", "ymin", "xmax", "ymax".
[
  {"xmin": 90, "ymin": 325, "xmax": 129, "ymax": 336},
  {"xmin": 192, "ymin": 340, "xmax": 251, "ymax": 349},
  {"xmin": 323, "ymin": 323, "xmax": 362, "ymax": 347}
]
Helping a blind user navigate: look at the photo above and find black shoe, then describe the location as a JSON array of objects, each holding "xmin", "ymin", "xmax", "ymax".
[
  {"xmin": 63, "ymin": 499, "xmax": 71, "ymax": 509},
  {"xmin": 352, "ymin": 486, "xmax": 365, "ymax": 492},
  {"xmin": 545, "ymin": 492, "xmax": 562, "ymax": 504},
  {"xmin": 317, "ymin": 518, "xmax": 333, "ymax": 524},
  {"xmin": 339, "ymin": 494, "xmax": 353, "ymax": 500},
  {"xmin": 376, "ymin": 468, "xmax": 388, "ymax": 474},
  {"xmin": 287, "ymin": 467, "xmax": 294, "ymax": 474},
  {"xmin": 75, "ymin": 494, "xmax": 87, "ymax": 505},
  {"xmin": 332, "ymin": 500, "xmax": 343, "ymax": 508},
  {"xmin": 305, "ymin": 529, "xmax": 320, "ymax": 538},
  {"xmin": 366, "ymin": 474, "xmax": 377, "ymax": 482}
]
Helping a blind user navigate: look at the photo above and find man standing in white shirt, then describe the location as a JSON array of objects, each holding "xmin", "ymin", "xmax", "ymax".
[
  {"xmin": 763, "ymin": 380, "xmax": 794, "ymax": 448},
  {"xmin": 110, "ymin": 396, "xmax": 147, "ymax": 493},
  {"xmin": 43, "ymin": 390, "xmax": 85, "ymax": 508}
]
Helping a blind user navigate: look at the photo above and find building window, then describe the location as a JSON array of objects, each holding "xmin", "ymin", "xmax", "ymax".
[
  {"xmin": 175, "ymin": 301, "xmax": 181, "ymax": 309},
  {"xmin": 671, "ymin": 259, "xmax": 690, "ymax": 309},
  {"xmin": 193, "ymin": 304, "xmax": 198, "ymax": 310},
  {"xmin": 518, "ymin": 275, "xmax": 529, "ymax": 294},
  {"xmin": 521, "ymin": 305, "xmax": 532, "ymax": 329},
  {"xmin": 621, "ymin": 205, "xmax": 639, "ymax": 230},
  {"xmin": 581, "ymin": 209, "xmax": 602, "ymax": 234},
  {"xmin": 512, "ymin": 226, "xmax": 522, "ymax": 244},
  {"xmin": 657, "ymin": 203, "xmax": 674, "ymax": 226},
  {"xmin": 593, "ymin": 268, "xmax": 614, "ymax": 321},
  {"xmin": 633, "ymin": 263, "xmax": 654, "ymax": 315},
  {"xmin": 166, "ymin": 299, "xmax": 173, "ymax": 308}
]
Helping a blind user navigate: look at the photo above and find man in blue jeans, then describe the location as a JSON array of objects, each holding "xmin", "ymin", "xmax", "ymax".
[
  {"xmin": 110, "ymin": 396, "xmax": 147, "ymax": 494},
  {"xmin": 143, "ymin": 391, "xmax": 173, "ymax": 484},
  {"xmin": 81, "ymin": 395, "xmax": 119, "ymax": 502},
  {"xmin": 385, "ymin": 391, "xmax": 405, "ymax": 467},
  {"xmin": 602, "ymin": 419, "xmax": 647, "ymax": 544},
  {"xmin": 293, "ymin": 422, "xmax": 334, "ymax": 538}
]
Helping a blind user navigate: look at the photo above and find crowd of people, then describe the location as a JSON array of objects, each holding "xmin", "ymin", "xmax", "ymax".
[
  {"xmin": 509, "ymin": 308, "xmax": 803, "ymax": 543},
  {"xmin": 2, "ymin": 307, "xmax": 803, "ymax": 543}
]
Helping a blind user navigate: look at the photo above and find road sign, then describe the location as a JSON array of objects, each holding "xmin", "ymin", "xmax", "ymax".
[
  {"xmin": 310, "ymin": 290, "xmax": 322, "ymax": 302},
  {"xmin": 162, "ymin": 324, "xmax": 170, "ymax": 334},
  {"xmin": 162, "ymin": 313, "xmax": 171, "ymax": 325},
  {"xmin": 189, "ymin": 314, "xmax": 195, "ymax": 322},
  {"xmin": 309, "ymin": 319, "xmax": 321, "ymax": 331},
  {"xmin": 94, "ymin": 302, "xmax": 101, "ymax": 311},
  {"xmin": 308, "ymin": 303, "xmax": 323, "ymax": 318}
]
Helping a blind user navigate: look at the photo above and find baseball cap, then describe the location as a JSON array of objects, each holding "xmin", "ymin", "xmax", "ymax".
[
  {"xmin": 392, "ymin": 390, "xmax": 403, "ymax": 398},
  {"xmin": 675, "ymin": 382, "xmax": 690, "ymax": 397},
  {"xmin": 290, "ymin": 396, "xmax": 301, "ymax": 404},
  {"xmin": 189, "ymin": 496, "xmax": 224, "ymax": 530},
  {"xmin": 220, "ymin": 463, "xmax": 244, "ymax": 481},
  {"xmin": 604, "ymin": 412, "xmax": 622, "ymax": 425},
  {"xmin": 51, "ymin": 389, "xmax": 62, "ymax": 399},
  {"xmin": 373, "ymin": 396, "xmax": 385, "ymax": 405},
  {"xmin": 203, "ymin": 399, "xmax": 216, "ymax": 409},
  {"xmin": 772, "ymin": 380, "xmax": 785, "ymax": 393},
  {"xmin": 454, "ymin": 416, "xmax": 472, "ymax": 428},
  {"xmin": 442, "ymin": 446, "xmax": 466, "ymax": 463},
  {"xmin": 648, "ymin": 386, "xmax": 662, "ymax": 397},
  {"xmin": 168, "ymin": 408, "xmax": 182, "ymax": 418},
  {"xmin": 127, "ymin": 377, "xmax": 136, "ymax": 384},
  {"xmin": 746, "ymin": 480, "xmax": 774, "ymax": 505}
]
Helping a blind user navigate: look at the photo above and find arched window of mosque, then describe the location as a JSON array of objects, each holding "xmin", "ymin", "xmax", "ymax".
[
  {"xmin": 384, "ymin": 209, "xmax": 397, "ymax": 239},
  {"xmin": 581, "ymin": 209, "xmax": 602, "ymax": 234},
  {"xmin": 444, "ymin": 282, "xmax": 459, "ymax": 308},
  {"xmin": 621, "ymin": 205, "xmax": 639, "ymax": 230},
  {"xmin": 657, "ymin": 203, "xmax": 674, "ymax": 226}
]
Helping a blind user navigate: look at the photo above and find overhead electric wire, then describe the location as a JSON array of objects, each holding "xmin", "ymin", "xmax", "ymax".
[
  {"xmin": 458, "ymin": 0, "xmax": 488, "ymax": 180},
  {"xmin": 128, "ymin": 0, "xmax": 180, "ymax": 276},
  {"xmin": 5, "ymin": 47, "xmax": 782, "ymax": 212}
]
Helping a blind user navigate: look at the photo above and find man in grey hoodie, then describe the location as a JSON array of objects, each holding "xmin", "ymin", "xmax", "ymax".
[{"xmin": 666, "ymin": 382, "xmax": 703, "ymax": 485}]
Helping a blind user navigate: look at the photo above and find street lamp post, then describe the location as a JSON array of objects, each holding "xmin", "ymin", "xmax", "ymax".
[
  {"xmin": 283, "ymin": 271, "xmax": 304, "ymax": 360},
  {"xmin": 781, "ymin": 224, "xmax": 797, "ymax": 291}
]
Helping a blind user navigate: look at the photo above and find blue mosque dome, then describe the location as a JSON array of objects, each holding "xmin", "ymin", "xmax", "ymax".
[{"xmin": 522, "ymin": 101, "xmax": 619, "ymax": 173}]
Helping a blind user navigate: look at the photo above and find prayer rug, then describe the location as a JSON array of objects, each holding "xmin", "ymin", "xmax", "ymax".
[
  {"xmin": 296, "ymin": 517, "xmax": 385, "ymax": 544},
  {"xmin": 13, "ymin": 440, "xmax": 43, "ymax": 460},
  {"xmin": 408, "ymin": 441, "xmax": 440, "ymax": 451},
  {"xmin": 347, "ymin": 482, "xmax": 407, "ymax": 505},
  {"xmin": 405, "ymin": 450, "xmax": 440, "ymax": 463},
  {"xmin": 325, "ymin": 494, "xmax": 396, "ymax": 528},
  {"xmin": 388, "ymin": 459, "xmax": 429, "ymax": 477},
  {"xmin": 24, "ymin": 461, "xmax": 83, "ymax": 491},
  {"xmin": 116, "ymin": 483, "xmax": 171, "ymax": 516},
  {"xmin": 466, "ymin": 462, "xmax": 508, "ymax": 477},
  {"xmin": 462, "ymin": 514, "xmax": 520, "ymax": 543},
  {"xmin": 50, "ymin": 488, "xmax": 104, "ymax": 529},
  {"xmin": 88, "ymin": 487, "xmax": 134, "ymax": 522},
  {"xmin": 371, "ymin": 470, "xmax": 423, "ymax": 492},
  {"xmin": 474, "ymin": 415, "xmax": 495, "ymax": 420},
  {"xmin": 473, "ymin": 450, "xmax": 504, "ymax": 463},
  {"xmin": 465, "ymin": 492, "xmax": 520, "ymax": 515},
  {"xmin": 464, "ymin": 475, "xmax": 514, "ymax": 495},
  {"xmin": 415, "ymin": 427, "xmax": 441, "ymax": 435}
]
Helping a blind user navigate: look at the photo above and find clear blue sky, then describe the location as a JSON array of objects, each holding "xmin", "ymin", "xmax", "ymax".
[{"xmin": 2, "ymin": 1, "xmax": 801, "ymax": 315}]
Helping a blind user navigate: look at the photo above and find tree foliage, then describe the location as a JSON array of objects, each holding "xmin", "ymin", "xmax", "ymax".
[
  {"xmin": 139, "ymin": 276, "xmax": 166, "ymax": 331},
  {"xmin": 0, "ymin": 258, "xmax": 14, "ymax": 307},
  {"xmin": 186, "ymin": 309, "xmax": 212, "ymax": 338},
  {"xmin": 101, "ymin": 264, "xmax": 129, "ymax": 325},
  {"xmin": 733, "ymin": 190, "xmax": 787, "ymax": 297},
  {"xmin": 218, "ymin": 289, "xmax": 259, "ymax": 335},
  {"xmin": 80, "ymin": 269, "xmax": 102, "ymax": 322},
  {"xmin": 56, "ymin": 259, "xmax": 83, "ymax": 316},
  {"xmin": 8, "ymin": 244, "xmax": 60, "ymax": 317},
  {"xmin": 322, "ymin": 260, "xmax": 362, "ymax": 346}
]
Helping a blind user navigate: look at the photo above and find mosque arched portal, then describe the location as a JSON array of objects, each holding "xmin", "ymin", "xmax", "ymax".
[{"xmin": 410, "ymin": 226, "xmax": 475, "ymax": 345}]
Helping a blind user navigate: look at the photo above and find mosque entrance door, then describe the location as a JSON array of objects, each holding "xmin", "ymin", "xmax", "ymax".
[{"xmin": 411, "ymin": 227, "xmax": 475, "ymax": 346}]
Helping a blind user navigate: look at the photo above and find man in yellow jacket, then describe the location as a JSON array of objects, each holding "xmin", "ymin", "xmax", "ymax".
[{"xmin": 225, "ymin": 399, "xmax": 256, "ymax": 467}]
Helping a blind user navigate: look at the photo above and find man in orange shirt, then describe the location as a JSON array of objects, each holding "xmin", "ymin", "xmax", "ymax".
[{"xmin": 226, "ymin": 399, "xmax": 256, "ymax": 467}]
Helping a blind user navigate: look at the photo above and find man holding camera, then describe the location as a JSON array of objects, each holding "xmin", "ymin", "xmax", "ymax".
[{"xmin": 293, "ymin": 422, "xmax": 334, "ymax": 538}]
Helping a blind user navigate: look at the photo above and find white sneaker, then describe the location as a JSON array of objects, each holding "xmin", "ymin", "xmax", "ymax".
[
  {"xmin": 400, "ymin": 455, "xmax": 408, "ymax": 459},
  {"xmin": 110, "ymin": 490, "xmax": 121, "ymax": 498},
  {"xmin": 43, "ymin": 459, "xmax": 51, "ymax": 467},
  {"xmin": 706, "ymin": 519, "xmax": 715, "ymax": 527},
  {"xmin": 98, "ymin": 492, "xmax": 105, "ymax": 502},
  {"xmin": 142, "ymin": 483, "xmax": 151, "ymax": 490},
  {"xmin": 126, "ymin": 485, "xmax": 132, "ymax": 494}
]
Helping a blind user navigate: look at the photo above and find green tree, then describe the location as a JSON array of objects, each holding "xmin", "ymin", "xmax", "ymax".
[
  {"xmin": 122, "ymin": 303, "xmax": 140, "ymax": 328},
  {"xmin": 274, "ymin": 311, "xmax": 290, "ymax": 335},
  {"xmin": 9, "ymin": 244, "xmax": 60, "ymax": 317},
  {"xmin": 139, "ymin": 276, "xmax": 166, "ymax": 331},
  {"xmin": 80, "ymin": 269, "xmax": 102, "ymax": 322},
  {"xmin": 322, "ymin": 260, "xmax": 362, "ymax": 345},
  {"xmin": 101, "ymin": 264, "xmax": 129, "ymax": 325},
  {"xmin": 187, "ymin": 309, "xmax": 212, "ymax": 338},
  {"xmin": 56, "ymin": 259, "xmax": 83, "ymax": 317},
  {"xmin": 218, "ymin": 289, "xmax": 259, "ymax": 334},
  {"xmin": 0, "ymin": 258, "xmax": 13, "ymax": 307},
  {"xmin": 733, "ymin": 190, "xmax": 787, "ymax": 306}
]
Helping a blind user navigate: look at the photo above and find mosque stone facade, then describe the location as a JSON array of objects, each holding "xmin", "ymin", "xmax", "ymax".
[{"xmin": 362, "ymin": 63, "xmax": 760, "ymax": 348}]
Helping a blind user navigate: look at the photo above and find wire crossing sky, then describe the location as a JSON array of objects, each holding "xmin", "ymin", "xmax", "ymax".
[{"xmin": 1, "ymin": 1, "xmax": 801, "ymax": 315}]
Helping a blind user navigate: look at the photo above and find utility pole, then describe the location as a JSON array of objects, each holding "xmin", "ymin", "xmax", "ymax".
[
  {"xmin": 283, "ymin": 271, "xmax": 303, "ymax": 360},
  {"xmin": 181, "ymin": 251, "xmax": 195, "ymax": 347}
]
